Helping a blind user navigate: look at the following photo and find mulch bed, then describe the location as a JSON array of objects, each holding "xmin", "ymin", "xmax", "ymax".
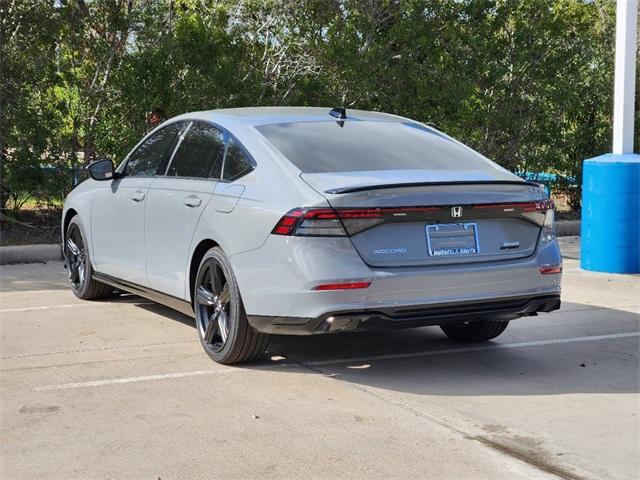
[{"xmin": 1, "ymin": 209, "xmax": 62, "ymax": 246}]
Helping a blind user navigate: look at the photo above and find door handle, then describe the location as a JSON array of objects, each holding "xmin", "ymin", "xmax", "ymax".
[
  {"xmin": 183, "ymin": 195, "xmax": 202, "ymax": 208},
  {"xmin": 131, "ymin": 191, "xmax": 145, "ymax": 202}
]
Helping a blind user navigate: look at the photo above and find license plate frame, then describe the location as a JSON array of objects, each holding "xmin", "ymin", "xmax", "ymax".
[{"xmin": 426, "ymin": 222, "xmax": 479, "ymax": 257}]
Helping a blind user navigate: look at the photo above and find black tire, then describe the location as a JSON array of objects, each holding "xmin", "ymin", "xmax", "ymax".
[
  {"xmin": 440, "ymin": 320, "xmax": 509, "ymax": 343},
  {"xmin": 65, "ymin": 216, "xmax": 114, "ymax": 300},
  {"xmin": 193, "ymin": 247, "xmax": 270, "ymax": 364}
]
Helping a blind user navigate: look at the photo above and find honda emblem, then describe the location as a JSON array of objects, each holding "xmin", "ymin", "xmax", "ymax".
[{"xmin": 451, "ymin": 206, "xmax": 463, "ymax": 218}]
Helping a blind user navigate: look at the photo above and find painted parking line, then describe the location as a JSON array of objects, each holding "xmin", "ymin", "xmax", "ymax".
[
  {"xmin": 33, "ymin": 332, "xmax": 639, "ymax": 391},
  {"xmin": 302, "ymin": 331, "xmax": 640, "ymax": 367},
  {"xmin": 0, "ymin": 303, "xmax": 93, "ymax": 313},
  {"xmin": 1, "ymin": 339, "xmax": 198, "ymax": 361},
  {"xmin": 0, "ymin": 299, "xmax": 154, "ymax": 314},
  {"xmin": 35, "ymin": 368, "xmax": 236, "ymax": 391}
]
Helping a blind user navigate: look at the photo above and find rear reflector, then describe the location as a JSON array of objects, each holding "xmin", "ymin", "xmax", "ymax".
[
  {"xmin": 313, "ymin": 282, "xmax": 371, "ymax": 291},
  {"xmin": 539, "ymin": 265, "xmax": 562, "ymax": 275}
]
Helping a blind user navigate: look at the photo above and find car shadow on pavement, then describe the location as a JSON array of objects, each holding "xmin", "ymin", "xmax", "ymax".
[
  {"xmin": 123, "ymin": 297, "xmax": 197, "ymax": 328},
  {"xmin": 263, "ymin": 302, "xmax": 639, "ymax": 396},
  {"xmin": 113, "ymin": 294, "xmax": 639, "ymax": 396}
]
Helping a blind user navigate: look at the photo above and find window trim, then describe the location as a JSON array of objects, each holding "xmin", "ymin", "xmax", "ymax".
[
  {"xmin": 211, "ymin": 121, "xmax": 257, "ymax": 183},
  {"xmin": 159, "ymin": 120, "xmax": 257, "ymax": 182},
  {"xmin": 162, "ymin": 121, "xmax": 193, "ymax": 176},
  {"xmin": 117, "ymin": 121, "xmax": 186, "ymax": 177},
  {"xmin": 162, "ymin": 121, "xmax": 227, "ymax": 180},
  {"xmin": 221, "ymin": 135, "xmax": 256, "ymax": 182},
  {"xmin": 117, "ymin": 118, "xmax": 257, "ymax": 182},
  {"xmin": 220, "ymin": 132, "xmax": 230, "ymax": 180},
  {"xmin": 156, "ymin": 121, "xmax": 191, "ymax": 176}
]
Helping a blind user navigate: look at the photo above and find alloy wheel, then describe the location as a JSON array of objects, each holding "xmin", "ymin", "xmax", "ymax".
[
  {"xmin": 65, "ymin": 224, "xmax": 86, "ymax": 291},
  {"xmin": 195, "ymin": 259, "xmax": 232, "ymax": 352}
]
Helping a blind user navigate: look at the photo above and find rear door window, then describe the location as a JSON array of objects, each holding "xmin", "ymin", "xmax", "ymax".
[
  {"xmin": 166, "ymin": 122, "xmax": 225, "ymax": 178},
  {"xmin": 125, "ymin": 123, "xmax": 182, "ymax": 177},
  {"xmin": 222, "ymin": 137, "xmax": 254, "ymax": 181}
]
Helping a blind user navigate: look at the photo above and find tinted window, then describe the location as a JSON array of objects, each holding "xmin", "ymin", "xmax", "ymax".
[
  {"xmin": 256, "ymin": 121, "xmax": 507, "ymax": 174},
  {"xmin": 125, "ymin": 124, "xmax": 182, "ymax": 177},
  {"xmin": 167, "ymin": 122, "xmax": 225, "ymax": 178},
  {"xmin": 223, "ymin": 138, "xmax": 254, "ymax": 181}
]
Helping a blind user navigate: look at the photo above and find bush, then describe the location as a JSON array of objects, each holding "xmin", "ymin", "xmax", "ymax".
[{"xmin": 0, "ymin": 0, "xmax": 620, "ymax": 213}]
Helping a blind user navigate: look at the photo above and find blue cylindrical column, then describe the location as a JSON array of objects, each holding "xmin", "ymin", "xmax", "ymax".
[{"xmin": 581, "ymin": 154, "xmax": 640, "ymax": 273}]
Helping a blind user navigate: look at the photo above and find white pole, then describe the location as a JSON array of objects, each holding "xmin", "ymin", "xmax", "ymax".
[{"xmin": 612, "ymin": 0, "xmax": 638, "ymax": 155}]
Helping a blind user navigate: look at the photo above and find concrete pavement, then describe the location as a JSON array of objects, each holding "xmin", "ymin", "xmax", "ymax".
[{"xmin": 0, "ymin": 237, "xmax": 638, "ymax": 479}]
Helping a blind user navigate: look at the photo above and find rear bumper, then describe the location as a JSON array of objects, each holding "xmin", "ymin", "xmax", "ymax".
[
  {"xmin": 229, "ymin": 234, "xmax": 563, "ymax": 321},
  {"xmin": 247, "ymin": 294, "xmax": 561, "ymax": 335}
]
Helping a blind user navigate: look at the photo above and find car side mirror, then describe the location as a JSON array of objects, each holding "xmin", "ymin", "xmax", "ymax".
[{"xmin": 87, "ymin": 159, "xmax": 116, "ymax": 181}]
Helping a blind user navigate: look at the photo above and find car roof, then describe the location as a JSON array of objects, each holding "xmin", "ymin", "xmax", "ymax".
[{"xmin": 170, "ymin": 106, "xmax": 405, "ymax": 127}]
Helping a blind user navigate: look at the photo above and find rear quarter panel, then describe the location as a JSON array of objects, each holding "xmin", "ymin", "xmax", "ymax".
[{"xmin": 185, "ymin": 123, "xmax": 327, "ymax": 300}]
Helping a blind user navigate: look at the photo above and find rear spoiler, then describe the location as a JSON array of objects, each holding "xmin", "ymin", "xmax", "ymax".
[{"xmin": 325, "ymin": 180, "xmax": 542, "ymax": 195}]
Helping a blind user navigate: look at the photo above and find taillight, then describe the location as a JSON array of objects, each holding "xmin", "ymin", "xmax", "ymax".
[
  {"xmin": 476, "ymin": 199, "xmax": 555, "ymax": 240},
  {"xmin": 472, "ymin": 199, "xmax": 554, "ymax": 214},
  {"xmin": 271, "ymin": 208, "xmax": 307, "ymax": 235},
  {"xmin": 272, "ymin": 208, "xmax": 348, "ymax": 236},
  {"xmin": 272, "ymin": 206, "xmax": 447, "ymax": 237},
  {"xmin": 540, "ymin": 199, "xmax": 556, "ymax": 242},
  {"xmin": 273, "ymin": 207, "xmax": 394, "ymax": 237},
  {"xmin": 271, "ymin": 201, "xmax": 556, "ymax": 237},
  {"xmin": 334, "ymin": 209, "xmax": 386, "ymax": 235}
]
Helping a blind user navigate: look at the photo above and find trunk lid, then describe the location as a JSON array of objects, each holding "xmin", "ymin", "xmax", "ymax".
[{"xmin": 301, "ymin": 171, "xmax": 547, "ymax": 268}]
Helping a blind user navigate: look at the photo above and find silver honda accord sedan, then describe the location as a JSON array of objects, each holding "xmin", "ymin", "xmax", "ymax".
[{"xmin": 62, "ymin": 107, "xmax": 562, "ymax": 364}]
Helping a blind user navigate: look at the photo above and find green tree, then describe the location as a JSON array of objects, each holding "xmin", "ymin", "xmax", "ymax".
[
  {"xmin": 1, "ymin": 0, "xmax": 64, "ymax": 211},
  {"xmin": 0, "ymin": 0, "xmax": 622, "ymax": 213}
]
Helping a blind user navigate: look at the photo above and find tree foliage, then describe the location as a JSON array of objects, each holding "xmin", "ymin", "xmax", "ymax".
[{"xmin": 0, "ymin": 0, "xmax": 626, "ymax": 212}]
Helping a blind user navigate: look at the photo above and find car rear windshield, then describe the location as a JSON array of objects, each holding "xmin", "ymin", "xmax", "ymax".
[{"xmin": 256, "ymin": 121, "xmax": 502, "ymax": 174}]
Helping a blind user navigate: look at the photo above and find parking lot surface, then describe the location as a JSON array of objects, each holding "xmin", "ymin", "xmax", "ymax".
[{"xmin": 1, "ymin": 237, "xmax": 638, "ymax": 479}]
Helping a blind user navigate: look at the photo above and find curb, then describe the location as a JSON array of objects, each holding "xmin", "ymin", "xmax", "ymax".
[{"xmin": 0, "ymin": 244, "xmax": 63, "ymax": 265}]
